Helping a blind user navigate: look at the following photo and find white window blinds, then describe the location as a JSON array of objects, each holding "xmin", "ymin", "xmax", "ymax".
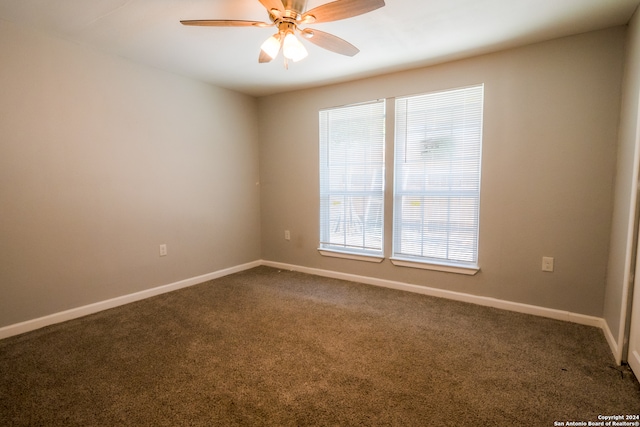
[
  {"xmin": 393, "ymin": 85, "xmax": 484, "ymax": 267},
  {"xmin": 319, "ymin": 100, "xmax": 385, "ymax": 256}
]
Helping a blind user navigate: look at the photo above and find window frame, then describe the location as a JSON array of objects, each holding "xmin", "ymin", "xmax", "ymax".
[{"xmin": 316, "ymin": 85, "xmax": 484, "ymax": 275}]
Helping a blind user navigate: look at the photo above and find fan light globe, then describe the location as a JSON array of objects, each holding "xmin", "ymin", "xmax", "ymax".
[
  {"xmin": 260, "ymin": 35, "xmax": 281, "ymax": 59},
  {"xmin": 283, "ymin": 33, "xmax": 308, "ymax": 62}
]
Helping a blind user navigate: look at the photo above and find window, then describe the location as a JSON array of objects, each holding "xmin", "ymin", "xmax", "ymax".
[
  {"xmin": 319, "ymin": 100, "xmax": 385, "ymax": 260},
  {"xmin": 392, "ymin": 85, "xmax": 484, "ymax": 272},
  {"xmin": 317, "ymin": 85, "xmax": 484, "ymax": 273}
]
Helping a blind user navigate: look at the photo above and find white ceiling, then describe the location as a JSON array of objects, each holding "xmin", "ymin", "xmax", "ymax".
[{"xmin": 0, "ymin": 0, "xmax": 638, "ymax": 97}]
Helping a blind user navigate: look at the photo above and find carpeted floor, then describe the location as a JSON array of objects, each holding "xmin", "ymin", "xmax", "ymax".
[{"xmin": 1, "ymin": 266, "xmax": 639, "ymax": 426}]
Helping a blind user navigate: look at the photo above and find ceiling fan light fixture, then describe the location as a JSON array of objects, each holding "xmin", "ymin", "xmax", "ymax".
[
  {"xmin": 260, "ymin": 34, "xmax": 281, "ymax": 59},
  {"xmin": 282, "ymin": 32, "xmax": 308, "ymax": 62},
  {"xmin": 181, "ymin": 0, "xmax": 386, "ymax": 65}
]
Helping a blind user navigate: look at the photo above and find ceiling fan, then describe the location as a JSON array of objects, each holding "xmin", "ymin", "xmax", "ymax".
[{"xmin": 180, "ymin": 0, "xmax": 385, "ymax": 67}]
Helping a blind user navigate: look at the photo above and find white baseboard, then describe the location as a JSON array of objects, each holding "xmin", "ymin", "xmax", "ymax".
[
  {"xmin": 602, "ymin": 320, "xmax": 622, "ymax": 365},
  {"xmin": 0, "ymin": 258, "xmax": 616, "ymax": 362},
  {"xmin": 0, "ymin": 260, "xmax": 261, "ymax": 340},
  {"xmin": 262, "ymin": 260, "xmax": 606, "ymax": 330}
]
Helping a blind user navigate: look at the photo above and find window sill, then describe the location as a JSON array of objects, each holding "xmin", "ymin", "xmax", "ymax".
[
  {"xmin": 318, "ymin": 249, "xmax": 385, "ymax": 263},
  {"xmin": 390, "ymin": 257, "xmax": 480, "ymax": 276}
]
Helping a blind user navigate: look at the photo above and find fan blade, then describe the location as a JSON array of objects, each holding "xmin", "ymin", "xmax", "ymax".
[
  {"xmin": 259, "ymin": 0, "xmax": 285, "ymax": 13},
  {"xmin": 302, "ymin": 0, "xmax": 384, "ymax": 24},
  {"xmin": 180, "ymin": 20, "xmax": 269, "ymax": 27},
  {"xmin": 301, "ymin": 28, "xmax": 359, "ymax": 56}
]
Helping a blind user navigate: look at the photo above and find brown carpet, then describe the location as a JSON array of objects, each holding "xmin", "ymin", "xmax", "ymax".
[{"xmin": 1, "ymin": 266, "xmax": 639, "ymax": 426}]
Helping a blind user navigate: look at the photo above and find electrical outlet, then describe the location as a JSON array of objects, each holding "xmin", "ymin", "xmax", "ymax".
[
  {"xmin": 542, "ymin": 256, "xmax": 554, "ymax": 272},
  {"xmin": 284, "ymin": 230, "xmax": 291, "ymax": 241},
  {"xmin": 159, "ymin": 244, "xmax": 167, "ymax": 257}
]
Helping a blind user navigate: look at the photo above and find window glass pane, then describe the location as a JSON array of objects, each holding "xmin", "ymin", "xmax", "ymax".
[
  {"xmin": 319, "ymin": 100, "xmax": 385, "ymax": 256},
  {"xmin": 393, "ymin": 85, "xmax": 483, "ymax": 266}
]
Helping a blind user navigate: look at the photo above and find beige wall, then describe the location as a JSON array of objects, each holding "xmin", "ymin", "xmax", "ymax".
[
  {"xmin": 259, "ymin": 27, "xmax": 625, "ymax": 317},
  {"xmin": 0, "ymin": 18, "xmax": 630, "ymax": 331},
  {"xmin": 604, "ymin": 7, "xmax": 640, "ymax": 355},
  {"xmin": 0, "ymin": 21, "xmax": 261, "ymax": 327}
]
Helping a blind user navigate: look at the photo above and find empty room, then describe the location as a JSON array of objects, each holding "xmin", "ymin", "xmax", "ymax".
[{"xmin": 2, "ymin": 0, "xmax": 640, "ymax": 425}]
